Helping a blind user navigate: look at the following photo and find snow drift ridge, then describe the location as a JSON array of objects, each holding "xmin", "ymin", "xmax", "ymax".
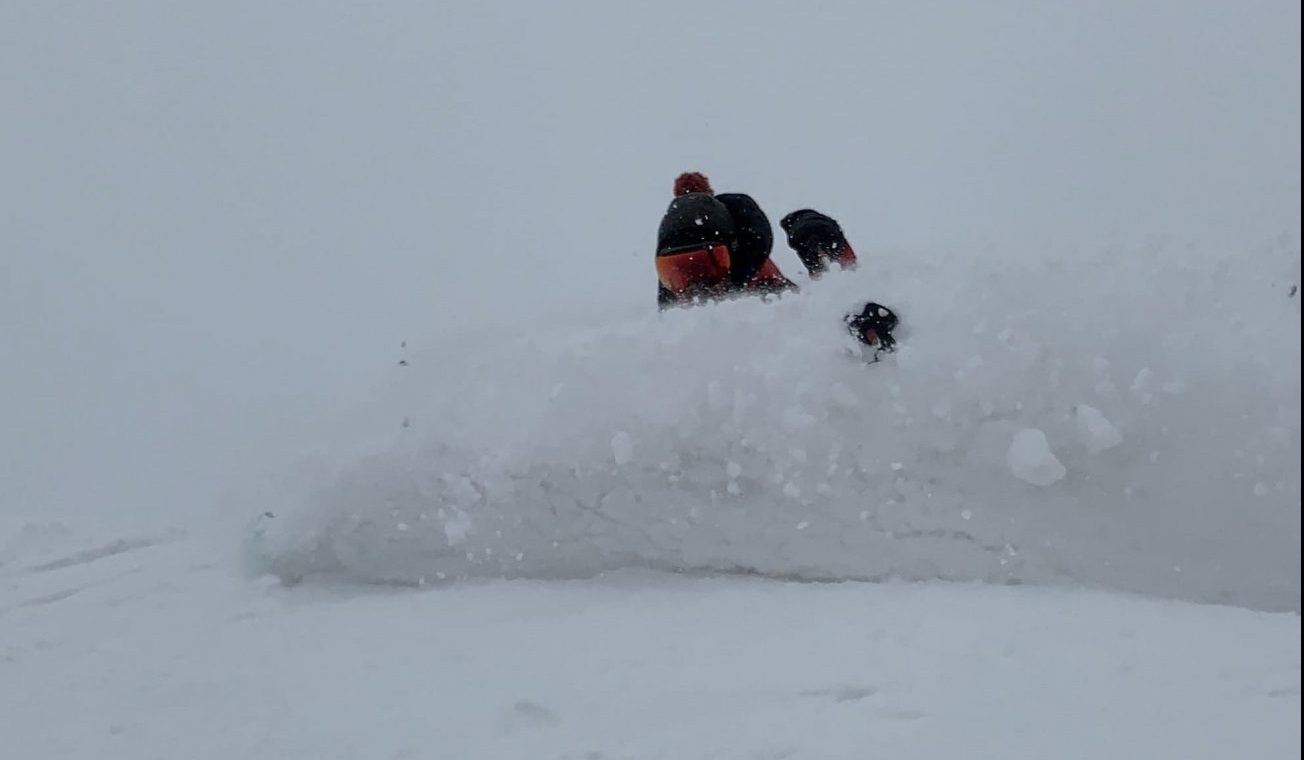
[{"xmin": 250, "ymin": 237, "xmax": 1301, "ymax": 611}]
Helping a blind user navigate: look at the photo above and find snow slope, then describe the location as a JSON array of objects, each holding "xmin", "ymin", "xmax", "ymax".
[{"xmin": 2, "ymin": 533, "xmax": 1299, "ymax": 760}]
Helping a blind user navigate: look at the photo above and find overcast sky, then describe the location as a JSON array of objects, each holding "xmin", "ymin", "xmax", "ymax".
[{"xmin": 2, "ymin": 0, "xmax": 1299, "ymax": 524}]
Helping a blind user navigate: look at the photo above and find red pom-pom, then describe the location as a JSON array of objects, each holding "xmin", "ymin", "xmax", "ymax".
[{"xmin": 673, "ymin": 172, "xmax": 713, "ymax": 196}]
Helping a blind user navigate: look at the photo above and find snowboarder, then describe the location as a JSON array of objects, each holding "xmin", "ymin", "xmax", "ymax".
[
  {"xmin": 656, "ymin": 172, "xmax": 796, "ymax": 309},
  {"xmin": 779, "ymin": 209, "xmax": 858, "ymax": 278},
  {"xmin": 656, "ymin": 172, "xmax": 898, "ymax": 357}
]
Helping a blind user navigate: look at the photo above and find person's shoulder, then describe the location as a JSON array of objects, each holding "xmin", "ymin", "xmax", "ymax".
[
  {"xmin": 779, "ymin": 208, "xmax": 826, "ymax": 231},
  {"xmin": 715, "ymin": 192, "xmax": 757, "ymax": 204},
  {"xmin": 716, "ymin": 193, "xmax": 770, "ymax": 229},
  {"xmin": 715, "ymin": 192, "xmax": 763, "ymax": 212}
]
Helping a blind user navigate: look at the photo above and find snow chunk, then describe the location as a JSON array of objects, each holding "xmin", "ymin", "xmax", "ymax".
[
  {"xmin": 443, "ymin": 512, "xmax": 473, "ymax": 546},
  {"xmin": 610, "ymin": 431, "xmax": 635, "ymax": 466},
  {"xmin": 1076, "ymin": 404, "xmax": 1123, "ymax": 454},
  {"xmin": 1131, "ymin": 368, "xmax": 1154, "ymax": 403},
  {"xmin": 1008, "ymin": 428, "xmax": 1067, "ymax": 486}
]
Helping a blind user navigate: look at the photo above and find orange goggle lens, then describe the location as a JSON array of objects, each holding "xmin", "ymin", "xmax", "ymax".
[{"xmin": 656, "ymin": 245, "xmax": 732, "ymax": 293}]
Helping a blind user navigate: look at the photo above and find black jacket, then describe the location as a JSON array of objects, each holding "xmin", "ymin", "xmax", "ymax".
[{"xmin": 715, "ymin": 193, "xmax": 773, "ymax": 287}]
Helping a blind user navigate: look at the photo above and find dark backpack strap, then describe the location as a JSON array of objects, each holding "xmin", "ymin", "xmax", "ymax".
[{"xmin": 716, "ymin": 193, "xmax": 774, "ymax": 286}]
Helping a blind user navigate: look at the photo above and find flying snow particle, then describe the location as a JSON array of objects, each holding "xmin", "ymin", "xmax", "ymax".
[
  {"xmin": 1131, "ymin": 368, "xmax": 1154, "ymax": 393},
  {"xmin": 443, "ymin": 513, "xmax": 473, "ymax": 546},
  {"xmin": 1075, "ymin": 404, "xmax": 1123, "ymax": 454},
  {"xmin": 1162, "ymin": 380, "xmax": 1188, "ymax": 395},
  {"xmin": 1008, "ymin": 428, "xmax": 1067, "ymax": 486},
  {"xmin": 611, "ymin": 431, "xmax": 635, "ymax": 466}
]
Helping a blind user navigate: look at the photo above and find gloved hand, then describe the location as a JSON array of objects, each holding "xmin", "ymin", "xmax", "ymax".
[
  {"xmin": 780, "ymin": 209, "xmax": 858, "ymax": 277},
  {"xmin": 845, "ymin": 301, "xmax": 898, "ymax": 354}
]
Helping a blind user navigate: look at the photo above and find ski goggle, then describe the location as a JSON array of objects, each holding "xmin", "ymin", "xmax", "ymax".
[{"xmin": 656, "ymin": 244, "xmax": 732, "ymax": 294}]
